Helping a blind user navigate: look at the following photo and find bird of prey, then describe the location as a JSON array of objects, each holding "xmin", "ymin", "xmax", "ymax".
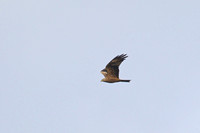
[{"xmin": 101, "ymin": 54, "xmax": 130, "ymax": 83}]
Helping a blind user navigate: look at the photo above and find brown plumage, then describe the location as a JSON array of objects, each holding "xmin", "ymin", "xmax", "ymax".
[{"xmin": 101, "ymin": 54, "xmax": 130, "ymax": 83}]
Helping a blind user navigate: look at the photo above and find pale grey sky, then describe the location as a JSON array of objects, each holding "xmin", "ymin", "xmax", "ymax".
[{"xmin": 1, "ymin": 0, "xmax": 200, "ymax": 133}]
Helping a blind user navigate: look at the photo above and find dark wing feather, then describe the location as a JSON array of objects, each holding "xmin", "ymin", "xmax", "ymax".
[{"xmin": 105, "ymin": 54, "xmax": 128, "ymax": 78}]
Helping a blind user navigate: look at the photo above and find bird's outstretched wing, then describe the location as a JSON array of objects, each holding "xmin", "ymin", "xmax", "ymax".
[{"xmin": 105, "ymin": 54, "xmax": 128, "ymax": 78}]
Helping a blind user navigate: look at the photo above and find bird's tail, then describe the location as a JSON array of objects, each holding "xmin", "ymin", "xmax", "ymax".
[{"xmin": 119, "ymin": 79, "xmax": 131, "ymax": 82}]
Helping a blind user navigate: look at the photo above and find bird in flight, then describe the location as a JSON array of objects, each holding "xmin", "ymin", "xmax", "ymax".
[{"xmin": 101, "ymin": 54, "xmax": 130, "ymax": 83}]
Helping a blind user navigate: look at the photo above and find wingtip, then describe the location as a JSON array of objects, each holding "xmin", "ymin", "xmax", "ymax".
[{"xmin": 119, "ymin": 54, "xmax": 128, "ymax": 59}]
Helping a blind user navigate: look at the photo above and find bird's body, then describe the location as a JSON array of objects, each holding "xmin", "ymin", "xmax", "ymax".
[{"xmin": 100, "ymin": 54, "xmax": 130, "ymax": 83}]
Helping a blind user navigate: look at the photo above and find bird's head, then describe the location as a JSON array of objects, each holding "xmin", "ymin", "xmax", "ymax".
[{"xmin": 101, "ymin": 78, "xmax": 105, "ymax": 82}]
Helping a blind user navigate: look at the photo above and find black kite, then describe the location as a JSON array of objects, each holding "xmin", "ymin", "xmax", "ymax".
[{"xmin": 101, "ymin": 54, "xmax": 130, "ymax": 83}]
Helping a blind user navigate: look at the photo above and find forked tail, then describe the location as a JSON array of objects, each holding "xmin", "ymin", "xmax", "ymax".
[{"xmin": 119, "ymin": 79, "xmax": 131, "ymax": 82}]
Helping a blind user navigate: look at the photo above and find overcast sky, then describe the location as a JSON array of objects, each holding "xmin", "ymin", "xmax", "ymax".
[{"xmin": 1, "ymin": 0, "xmax": 200, "ymax": 133}]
